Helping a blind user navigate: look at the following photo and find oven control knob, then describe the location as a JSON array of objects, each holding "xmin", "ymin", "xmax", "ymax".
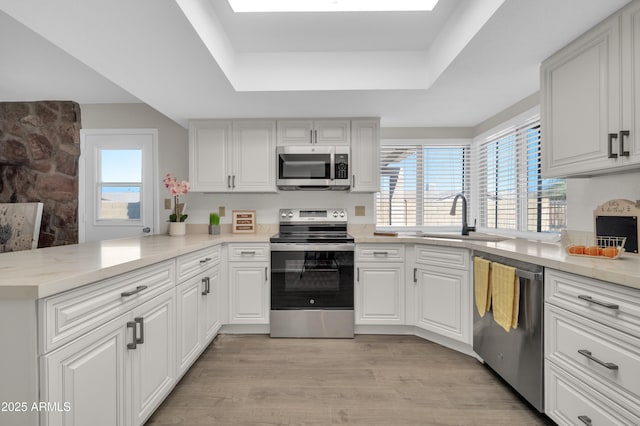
[
  {"xmin": 309, "ymin": 299, "xmax": 315, "ymax": 305},
  {"xmin": 281, "ymin": 212, "xmax": 287, "ymax": 218},
  {"xmin": 332, "ymin": 211, "xmax": 338, "ymax": 218},
  {"xmin": 339, "ymin": 211, "xmax": 345, "ymax": 217},
  {"xmin": 288, "ymin": 211, "xmax": 294, "ymax": 218}
]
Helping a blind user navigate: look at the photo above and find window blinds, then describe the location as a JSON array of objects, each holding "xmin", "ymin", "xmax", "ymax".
[
  {"xmin": 376, "ymin": 144, "xmax": 470, "ymax": 228},
  {"xmin": 478, "ymin": 116, "xmax": 566, "ymax": 233}
]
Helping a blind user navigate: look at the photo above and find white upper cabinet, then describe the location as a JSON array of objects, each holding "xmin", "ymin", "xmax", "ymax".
[
  {"xmin": 277, "ymin": 119, "xmax": 350, "ymax": 146},
  {"xmin": 351, "ymin": 119, "xmax": 380, "ymax": 192},
  {"xmin": 541, "ymin": 1, "xmax": 640, "ymax": 178},
  {"xmin": 232, "ymin": 120, "xmax": 277, "ymax": 192},
  {"xmin": 189, "ymin": 120, "xmax": 276, "ymax": 192},
  {"xmin": 189, "ymin": 120, "xmax": 232, "ymax": 191}
]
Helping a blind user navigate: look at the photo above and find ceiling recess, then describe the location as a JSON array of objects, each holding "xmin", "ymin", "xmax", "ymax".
[{"xmin": 227, "ymin": 0, "xmax": 439, "ymax": 13}]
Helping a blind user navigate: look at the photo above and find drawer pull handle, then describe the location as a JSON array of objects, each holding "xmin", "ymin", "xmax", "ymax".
[
  {"xmin": 199, "ymin": 257, "xmax": 212, "ymax": 264},
  {"xmin": 127, "ymin": 321, "xmax": 137, "ymax": 350},
  {"xmin": 413, "ymin": 267, "xmax": 417, "ymax": 283},
  {"xmin": 241, "ymin": 251, "xmax": 256, "ymax": 256},
  {"xmin": 372, "ymin": 251, "xmax": 389, "ymax": 256},
  {"xmin": 121, "ymin": 285, "xmax": 148, "ymax": 297},
  {"xmin": 578, "ymin": 349, "xmax": 619, "ymax": 370},
  {"xmin": 607, "ymin": 133, "xmax": 618, "ymax": 158},
  {"xmin": 201, "ymin": 277, "xmax": 211, "ymax": 295},
  {"xmin": 577, "ymin": 295, "xmax": 619, "ymax": 310},
  {"xmin": 135, "ymin": 317, "xmax": 144, "ymax": 345},
  {"xmin": 578, "ymin": 415, "xmax": 592, "ymax": 425}
]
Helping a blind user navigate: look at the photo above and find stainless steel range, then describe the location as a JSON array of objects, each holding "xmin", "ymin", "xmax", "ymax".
[{"xmin": 270, "ymin": 208, "xmax": 354, "ymax": 338}]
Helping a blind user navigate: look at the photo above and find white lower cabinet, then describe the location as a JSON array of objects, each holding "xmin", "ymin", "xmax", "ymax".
[
  {"xmin": 412, "ymin": 245, "xmax": 471, "ymax": 344},
  {"xmin": 228, "ymin": 243, "xmax": 269, "ymax": 324},
  {"xmin": 176, "ymin": 274, "xmax": 204, "ymax": 376},
  {"xmin": 228, "ymin": 262, "xmax": 269, "ymax": 324},
  {"xmin": 41, "ymin": 289, "xmax": 175, "ymax": 426},
  {"xmin": 355, "ymin": 244, "xmax": 405, "ymax": 325},
  {"xmin": 176, "ymin": 249, "xmax": 221, "ymax": 377},
  {"xmin": 545, "ymin": 269, "xmax": 640, "ymax": 424}
]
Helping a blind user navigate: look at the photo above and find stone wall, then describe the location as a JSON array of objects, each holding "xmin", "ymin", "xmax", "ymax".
[{"xmin": 0, "ymin": 101, "xmax": 81, "ymax": 247}]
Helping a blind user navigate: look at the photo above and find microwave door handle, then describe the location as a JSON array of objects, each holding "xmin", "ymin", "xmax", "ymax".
[{"xmin": 330, "ymin": 152, "xmax": 335, "ymax": 180}]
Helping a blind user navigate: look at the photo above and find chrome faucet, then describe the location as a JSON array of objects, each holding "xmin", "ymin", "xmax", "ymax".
[{"xmin": 449, "ymin": 193, "xmax": 476, "ymax": 236}]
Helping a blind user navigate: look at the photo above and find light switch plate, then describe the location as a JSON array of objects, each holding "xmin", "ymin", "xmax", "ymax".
[
  {"xmin": 355, "ymin": 206, "xmax": 365, "ymax": 216},
  {"xmin": 164, "ymin": 198, "xmax": 171, "ymax": 209},
  {"xmin": 219, "ymin": 206, "xmax": 226, "ymax": 217}
]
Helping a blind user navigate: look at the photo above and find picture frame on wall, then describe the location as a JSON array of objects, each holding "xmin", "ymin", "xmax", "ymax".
[{"xmin": 232, "ymin": 210, "xmax": 256, "ymax": 234}]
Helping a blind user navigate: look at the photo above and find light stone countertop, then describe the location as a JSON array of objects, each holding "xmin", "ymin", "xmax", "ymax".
[
  {"xmin": 0, "ymin": 232, "xmax": 272, "ymax": 300},
  {"xmin": 354, "ymin": 233, "xmax": 640, "ymax": 290},
  {"xmin": 2, "ymin": 230, "xmax": 639, "ymax": 300}
]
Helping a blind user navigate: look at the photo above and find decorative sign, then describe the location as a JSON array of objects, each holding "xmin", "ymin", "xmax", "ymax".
[{"xmin": 232, "ymin": 210, "xmax": 256, "ymax": 234}]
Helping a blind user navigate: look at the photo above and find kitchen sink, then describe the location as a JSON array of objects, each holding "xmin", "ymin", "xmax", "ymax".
[{"xmin": 401, "ymin": 232, "xmax": 510, "ymax": 242}]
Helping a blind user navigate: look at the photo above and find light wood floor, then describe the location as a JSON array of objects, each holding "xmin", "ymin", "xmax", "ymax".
[{"xmin": 146, "ymin": 334, "xmax": 553, "ymax": 425}]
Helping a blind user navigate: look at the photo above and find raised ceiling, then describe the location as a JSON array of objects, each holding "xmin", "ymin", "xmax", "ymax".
[{"xmin": 0, "ymin": 0, "xmax": 631, "ymax": 128}]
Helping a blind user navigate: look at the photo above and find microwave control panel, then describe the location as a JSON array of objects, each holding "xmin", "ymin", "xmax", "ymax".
[{"xmin": 335, "ymin": 153, "xmax": 349, "ymax": 180}]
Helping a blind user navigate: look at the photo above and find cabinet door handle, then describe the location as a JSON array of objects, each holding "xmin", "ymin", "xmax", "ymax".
[
  {"xmin": 227, "ymin": 175, "xmax": 231, "ymax": 189},
  {"xmin": 619, "ymin": 130, "xmax": 630, "ymax": 157},
  {"xmin": 352, "ymin": 175, "xmax": 355, "ymax": 188},
  {"xmin": 577, "ymin": 295, "xmax": 619, "ymax": 310},
  {"xmin": 232, "ymin": 175, "xmax": 236, "ymax": 189},
  {"xmin": 357, "ymin": 267, "xmax": 360, "ymax": 282},
  {"xmin": 577, "ymin": 415, "xmax": 592, "ymax": 426},
  {"xmin": 135, "ymin": 317, "xmax": 144, "ymax": 345},
  {"xmin": 201, "ymin": 277, "xmax": 209, "ymax": 295},
  {"xmin": 310, "ymin": 129, "xmax": 313, "ymax": 144},
  {"xmin": 199, "ymin": 257, "xmax": 212, "ymax": 264},
  {"xmin": 121, "ymin": 285, "xmax": 148, "ymax": 297},
  {"xmin": 265, "ymin": 266, "xmax": 268, "ymax": 281},
  {"xmin": 314, "ymin": 129, "xmax": 317, "ymax": 144},
  {"xmin": 127, "ymin": 321, "xmax": 137, "ymax": 350},
  {"xmin": 413, "ymin": 268, "xmax": 417, "ymax": 283},
  {"xmin": 607, "ymin": 133, "xmax": 618, "ymax": 158},
  {"xmin": 578, "ymin": 349, "xmax": 618, "ymax": 370}
]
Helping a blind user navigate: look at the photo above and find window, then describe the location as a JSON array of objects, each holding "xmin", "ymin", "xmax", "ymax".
[
  {"xmin": 376, "ymin": 142, "xmax": 470, "ymax": 229},
  {"xmin": 478, "ymin": 115, "xmax": 566, "ymax": 233},
  {"xmin": 98, "ymin": 149, "xmax": 142, "ymax": 220}
]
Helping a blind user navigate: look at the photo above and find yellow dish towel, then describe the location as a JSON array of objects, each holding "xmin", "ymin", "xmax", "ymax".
[
  {"xmin": 473, "ymin": 257, "xmax": 492, "ymax": 317},
  {"xmin": 491, "ymin": 262, "xmax": 520, "ymax": 332}
]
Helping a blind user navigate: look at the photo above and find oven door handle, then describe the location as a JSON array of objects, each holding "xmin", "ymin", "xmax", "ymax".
[{"xmin": 270, "ymin": 243, "xmax": 355, "ymax": 252}]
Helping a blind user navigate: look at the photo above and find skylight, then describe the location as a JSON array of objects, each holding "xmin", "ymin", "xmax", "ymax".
[{"xmin": 228, "ymin": 0, "xmax": 439, "ymax": 13}]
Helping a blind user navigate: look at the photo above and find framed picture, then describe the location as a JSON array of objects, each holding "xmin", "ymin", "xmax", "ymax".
[{"xmin": 232, "ymin": 210, "xmax": 256, "ymax": 234}]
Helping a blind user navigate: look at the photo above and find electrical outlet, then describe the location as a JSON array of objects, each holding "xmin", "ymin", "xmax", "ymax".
[
  {"xmin": 355, "ymin": 206, "xmax": 365, "ymax": 216},
  {"xmin": 164, "ymin": 198, "xmax": 171, "ymax": 209},
  {"xmin": 219, "ymin": 206, "xmax": 226, "ymax": 217}
]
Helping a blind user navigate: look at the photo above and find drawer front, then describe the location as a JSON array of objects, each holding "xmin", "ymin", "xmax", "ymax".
[
  {"xmin": 356, "ymin": 244, "xmax": 404, "ymax": 262},
  {"xmin": 177, "ymin": 245, "xmax": 221, "ymax": 282},
  {"xmin": 41, "ymin": 260, "xmax": 175, "ymax": 354},
  {"xmin": 546, "ymin": 304, "xmax": 640, "ymax": 407},
  {"xmin": 545, "ymin": 362, "xmax": 640, "ymax": 426},
  {"xmin": 228, "ymin": 243, "xmax": 269, "ymax": 262},
  {"xmin": 414, "ymin": 245, "xmax": 469, "ymax": 269},
  {"xmin": 546, "ymin": 269, "xmax": 640, "ymax": 338}
]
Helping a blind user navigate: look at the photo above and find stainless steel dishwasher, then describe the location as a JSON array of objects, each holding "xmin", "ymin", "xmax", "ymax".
[{"xmin": 472, "ymin": 250, "xmax": 544, "ymax": 412}]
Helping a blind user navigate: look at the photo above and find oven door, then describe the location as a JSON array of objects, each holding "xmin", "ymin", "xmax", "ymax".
[
  {"xmin": 271, "ymin": 244, "xmax": 354, "ymax": 310},
  {"xmin": 276, "ymin": 146, "xmax": 334, "ymax": 187}
]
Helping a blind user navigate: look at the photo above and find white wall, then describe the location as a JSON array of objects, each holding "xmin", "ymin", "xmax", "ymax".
[
  {"xmin": 187, "ymin": 191, "xmax": 375, "ymax": 225},
  {"xmin": 566, "ymin": 171, "xmax": 640, "ymax": 231}
]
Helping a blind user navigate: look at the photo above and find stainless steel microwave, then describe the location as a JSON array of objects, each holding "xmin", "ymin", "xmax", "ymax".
[{"xmin": 276, "ymin": 145, "xmax": 350, "ymax": 190}]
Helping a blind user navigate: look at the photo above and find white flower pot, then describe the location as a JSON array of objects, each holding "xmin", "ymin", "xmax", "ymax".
[{"xmin": 168, "ymin": 222, "xmax": 186, "ymax": 236}]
